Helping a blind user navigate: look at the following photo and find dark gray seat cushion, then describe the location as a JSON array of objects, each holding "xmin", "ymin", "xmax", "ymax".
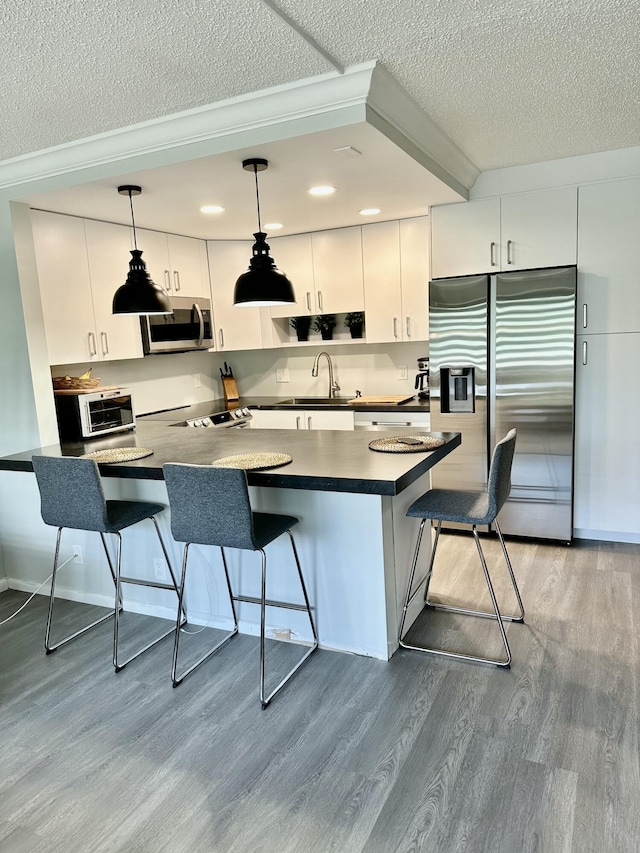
[
  {"xmin": 32, "ymin": 455, "xmax": 164, "ymax": 533},
  {"xmin": 406, "ymin": 429, "xmax": 517, "ymax": 526},
  {"xmin": 163, "ymin": 463, "xmax": 298, "ymax": 551}
]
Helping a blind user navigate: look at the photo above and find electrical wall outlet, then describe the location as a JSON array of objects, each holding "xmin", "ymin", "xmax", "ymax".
[
  {"xmin": 276, "ymin": 368, "xmax": 290, "ymax": 383},
  {"xmin": 193, "ymin": 373, "xmax": 202, "ymax": 388},
  {"xmin": 271, "ymin": 627, "xmax": 292, "ymax": 641},
  {"xmin": 398, "ymin": 365, "xmax": 408, "ymax": 380},
  {"xmin": 72, "ymin": 545, "xmax": 83, "ymax": 565},
  {"xmin": 153, "ymin": 558, "xmax": 167, "ymax": 581}
]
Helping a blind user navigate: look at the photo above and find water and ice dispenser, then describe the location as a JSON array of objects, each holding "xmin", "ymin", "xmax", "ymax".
[{"xmin": 440, "ymin": 366, "xmax": 475, "ymax": 413}]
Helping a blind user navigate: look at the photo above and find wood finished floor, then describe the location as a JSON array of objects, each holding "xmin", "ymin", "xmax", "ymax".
[{"xmin": 1, "ymin": 535, "xmax": 639, "ymax": 852}]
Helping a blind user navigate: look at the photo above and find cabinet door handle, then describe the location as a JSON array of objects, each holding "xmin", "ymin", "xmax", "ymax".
[
  {"xmin": 372, "ymin": 420, "xmax": 412, "ymax": 426},
  {"xmin": 317, "ymin": 291, "xmax": 323, "ymax": 311},
  {"xmin": 173, "ymin": 270, "xmax": 181, "ymax": 292},
  {"xmin": 405, "ymin": 316, "xmax": 410, "ymax": 338},
  {"xmin": 506, "ymin": 239, "xmax": 513, "ymax": 265},
  {"xmin": 582, "ymin": 340, "xmax": 588, "ymax": 365},
  {"xmin": 583, "ymin": 303, "xmax": 588, "ymax": 329},
  {"xmin": 306, "ymin": 292, "xmax": 311, "ymax": 312},
  {"xmin": 393, "ymin": 317, "xmax": 398, "ymax": 338},
  {"xmin": 296, "ymin": 416, "xmax": 301, "ymax": 430},
  {"xmin": 307, "ymin": 416, "xmax": 312, "ymax": 430},
  {"xmin": 219, "ymin": 328, "xmax": 224, "ymax": 349},
  {"xmin": 88, "ymin": 332, "xmax": 97, "ymax": 356},
  {"xmin": 100, "ymin": 331, "xmax": 109, "ymax": 355},
  {"xmin": 490, "ymin": 242, "xmax": 497, "ymax": 267},
  {"xmin": 164, "ymin": 270, "xmax": 171, "ymax": 292}
]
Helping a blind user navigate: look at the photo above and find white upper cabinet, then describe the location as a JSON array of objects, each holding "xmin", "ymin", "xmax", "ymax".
[
  {"xmin": 430, "ymin": 198, "xmax": 500, "ymax": 278},
  {"xmin": 430, "ymin": 188, "xmax": 577, "ymax": 278},
  {"xmin": 399, "ymin": 217, "xmax": 430, "ymax": 342},
  {"xmin": 32, "ymin": 211, "xmax": 96, "ymax": 365},
  {"xmin": 577, "ymin": 177, "xmax": 640, "ymax": 335},
  {"xmin": 363, "ymin": 217, "xmax": 429, "ymax": 344},
  {"xmin": 269, "ymin": 233, "xmax": 315, "ymax": 319},
  {"xmin": 207, "ymin": 240, "xmax": 267, "ymax": 351},
  {"xmin": 137, "ymin": 228, "xmax": 210, "ymax": 298},
  {"xmin": 83, "ymin": 219, "xmax": 144, "ymax": 362},
  {"xmin": 32, "ymin": 210, "xmax": 142, "ymax": 364},
  {"xmin": 499, "ymin": 187, "xmax": 577, "ymax": 271},
  {"xmin": 311, "ymin": 226, "xmax": 364, "ymax": 315}
]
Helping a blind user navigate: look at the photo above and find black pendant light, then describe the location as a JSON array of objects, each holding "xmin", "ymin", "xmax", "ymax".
[
  {"xmin": 233, "ymin": 158, "xmax": 295, "ymax": 307},
  {"xmin": 112, "ymin": 185, "xmax": 172, "ymax": 315}
]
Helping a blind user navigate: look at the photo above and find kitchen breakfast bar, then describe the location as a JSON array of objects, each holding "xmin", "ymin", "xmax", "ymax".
[{"xmin": 0, "ymin": 423, "xmax": 460, "ymax": 660}]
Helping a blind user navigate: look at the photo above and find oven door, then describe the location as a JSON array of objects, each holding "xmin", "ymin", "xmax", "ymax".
[
  {"xmin": 141, "ymin": 296, "xmax": 213, "ymax": 354},
  {"xmin": 82, "ymin": 393, "xmax": 135, "ymax": 437}
]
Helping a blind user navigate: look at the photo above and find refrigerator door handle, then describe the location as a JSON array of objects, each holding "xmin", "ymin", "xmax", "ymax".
[
  {"xmin": 583, "ymin": 340, "xmax": 588, "ymax": 365},
  {"xmin": 583, "ymin": 303, "xmax": 588, "ymax": 328}
]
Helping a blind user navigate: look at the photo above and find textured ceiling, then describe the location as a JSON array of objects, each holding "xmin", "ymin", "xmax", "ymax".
[{"xmin": 3, "ymin": 0, "xmax": 640, "ymax": 172}]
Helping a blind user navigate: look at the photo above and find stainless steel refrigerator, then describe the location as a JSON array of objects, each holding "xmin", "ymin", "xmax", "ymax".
[{"xmin": 429, "ymin": 266, "xmax": 576, "ymax": 541}]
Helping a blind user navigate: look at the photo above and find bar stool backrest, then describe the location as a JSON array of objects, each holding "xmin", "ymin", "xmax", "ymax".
[
  {"xmin": 163, "ymin": 463, "xmax": 256, "ymax": 550},
  {"xmin": 487, "ymin": 428, "xmax": 517, "ymax": 522},
  {"xmin": 32, "ymin": 455, "xmax": 109, "ymax": 532}
]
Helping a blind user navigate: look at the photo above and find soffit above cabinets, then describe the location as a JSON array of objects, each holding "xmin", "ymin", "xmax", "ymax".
[{"xmin": 19, "ymin": 65, "xmax": 470, "ymax": 240}]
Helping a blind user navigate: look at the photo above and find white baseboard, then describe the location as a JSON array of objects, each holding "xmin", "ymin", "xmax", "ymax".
[
  {"xmin": 0, "ymin": 577, "xmax": 9, "ymax": 593},
  {"xmin": 573, "ymin": 529, "xmax": 640, "ymax": 545}
]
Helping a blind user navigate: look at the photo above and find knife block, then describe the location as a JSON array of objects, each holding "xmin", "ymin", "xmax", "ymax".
[{"xmin": 222, "ymin": 375, "xmax": 239, "ymax": 404}]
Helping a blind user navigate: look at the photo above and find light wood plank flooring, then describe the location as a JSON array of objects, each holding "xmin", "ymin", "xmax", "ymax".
[{"xmin": 1, "ymin": 534, "xmax": 639, "ymax": 852}]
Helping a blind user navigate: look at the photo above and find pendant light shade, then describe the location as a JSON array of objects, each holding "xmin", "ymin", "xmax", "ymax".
[
  {"xmin": 112, "ymin": 185, "xmax": 172, "ymax": 315},
  {"xmin": 233, "ymin": 159, "xmax": 295, "ymax": 307}
]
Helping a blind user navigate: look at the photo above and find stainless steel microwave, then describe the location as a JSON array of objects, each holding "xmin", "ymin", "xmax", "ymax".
[
  {"xmin": 140, "ymin": 295, "xmax": 214, "ymax": 354},
  {"xmin": 54, "ymin": 388, "xmax": 135, "ymax": 441}
]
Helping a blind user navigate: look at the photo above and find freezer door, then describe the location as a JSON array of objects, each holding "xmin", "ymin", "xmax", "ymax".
[
  {"xmin": 429, "ymin": 275, "xmax": 489, "ymax": 495},
  {"xmin": 494, "ymin": 267, "xmax": 576, "ymax": 540}
]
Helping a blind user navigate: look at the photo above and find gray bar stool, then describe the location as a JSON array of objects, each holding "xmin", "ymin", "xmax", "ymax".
[
  {"xmin": 163, "ymin": 463, "xmax": 318, "ymax": 709},
  {"xmin": 399, "ymin": 429, "xmax": 525, "ymax": 667},
  {"xmin": 32, "ymin": 455, "xmax": 183, "ymax": 671}
]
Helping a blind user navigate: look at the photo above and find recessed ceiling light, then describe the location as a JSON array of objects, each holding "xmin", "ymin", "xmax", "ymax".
[
  {"xmin": 200, "ymin": 204, "xmax": 225, "ymax": 214},
  {"xmin": 308, "ymin": 185, "xmax": 336, "ymax": 196},
  {"xmin": 265, "ymin": 222, "xmax": 283, "ymax": 230},
  {"xmin": 359, "ymin": 208, "xmax": 381, "ymax": 216}
]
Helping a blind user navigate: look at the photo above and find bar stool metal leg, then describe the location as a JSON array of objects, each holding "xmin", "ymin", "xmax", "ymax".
[
  {"xmin": 113, "ymin": 519, "xmax": 186, "ymax": 672},
  {"xmin": 45, "ymin": 527, "xmax": 116, "ymax": 654},
  {"xmin": 171, "ymin": 543, "xmax": 239, "ymax": 687},
  {"xmin": 399, "ymin": 521, "xmax": 516, "ymax": 667},
  {"xmin": 257, "ymin": 531, "xmax": 319, "ymax": 710}
]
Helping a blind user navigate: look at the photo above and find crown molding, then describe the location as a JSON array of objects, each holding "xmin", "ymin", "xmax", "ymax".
[{"xmin": 0, "ymin": 61, "xmax": 474, "ymax": 200}]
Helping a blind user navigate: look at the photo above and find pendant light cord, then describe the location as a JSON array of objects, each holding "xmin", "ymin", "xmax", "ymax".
[
  {"xmin": 253, "ymin": 165, "xmax": 262, "ymax": 233},
  {"xmin": 128, "ymin": 190, "xmax": 138, "ymax": 250}
]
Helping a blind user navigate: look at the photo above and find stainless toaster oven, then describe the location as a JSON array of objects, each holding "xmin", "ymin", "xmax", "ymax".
[{"xmin": 54, "ymin": 388, "xmax": 135, "ymax": 441}]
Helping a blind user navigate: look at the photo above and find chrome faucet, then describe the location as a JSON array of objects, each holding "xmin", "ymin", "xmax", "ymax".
[{"xmin": 312, "ymin": 351, "xmax": 340, "ymax": 398}]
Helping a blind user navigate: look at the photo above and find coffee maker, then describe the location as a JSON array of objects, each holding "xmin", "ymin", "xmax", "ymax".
[{"xmin": 415, "ymin": 356, "xmax": 430, "ymax": 398}]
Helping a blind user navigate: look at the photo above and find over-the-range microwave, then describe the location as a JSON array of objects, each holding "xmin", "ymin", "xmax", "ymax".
[{"xmin": 141, "ymin": 295, "xmax": 214, "ymax": 354}]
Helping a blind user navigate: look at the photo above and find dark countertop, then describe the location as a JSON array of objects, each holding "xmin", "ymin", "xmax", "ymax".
[
  {"xmin": 138, "ymin": 395, "xmax": 430, "ymax": 421},
  {"xmin": 0, "ymin": 420, "xmax": 458, "ymax": 497}
]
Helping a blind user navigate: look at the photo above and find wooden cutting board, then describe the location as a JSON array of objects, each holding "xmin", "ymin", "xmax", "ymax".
[
  {"xmin": 347, "ymin": 394, "xmax": 415, "ymax": 405},
  {"xmin": 53, "ymin": 385, "xmax": 120, "ymax": 395}
]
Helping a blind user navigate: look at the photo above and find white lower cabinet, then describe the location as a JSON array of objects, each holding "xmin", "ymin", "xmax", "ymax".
[
  {"xmin": 250, "ymin": 409, "xmax": 354, "ymax": 430},
  {"xmin": 574, "ymin": 332, "xmax": 640, "ymax": 539}
]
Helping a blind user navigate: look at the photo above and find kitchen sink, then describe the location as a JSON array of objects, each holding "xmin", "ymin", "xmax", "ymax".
[{"xmin": 274, "ymin": 397, "xmax": 353, "ymax": 406}]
